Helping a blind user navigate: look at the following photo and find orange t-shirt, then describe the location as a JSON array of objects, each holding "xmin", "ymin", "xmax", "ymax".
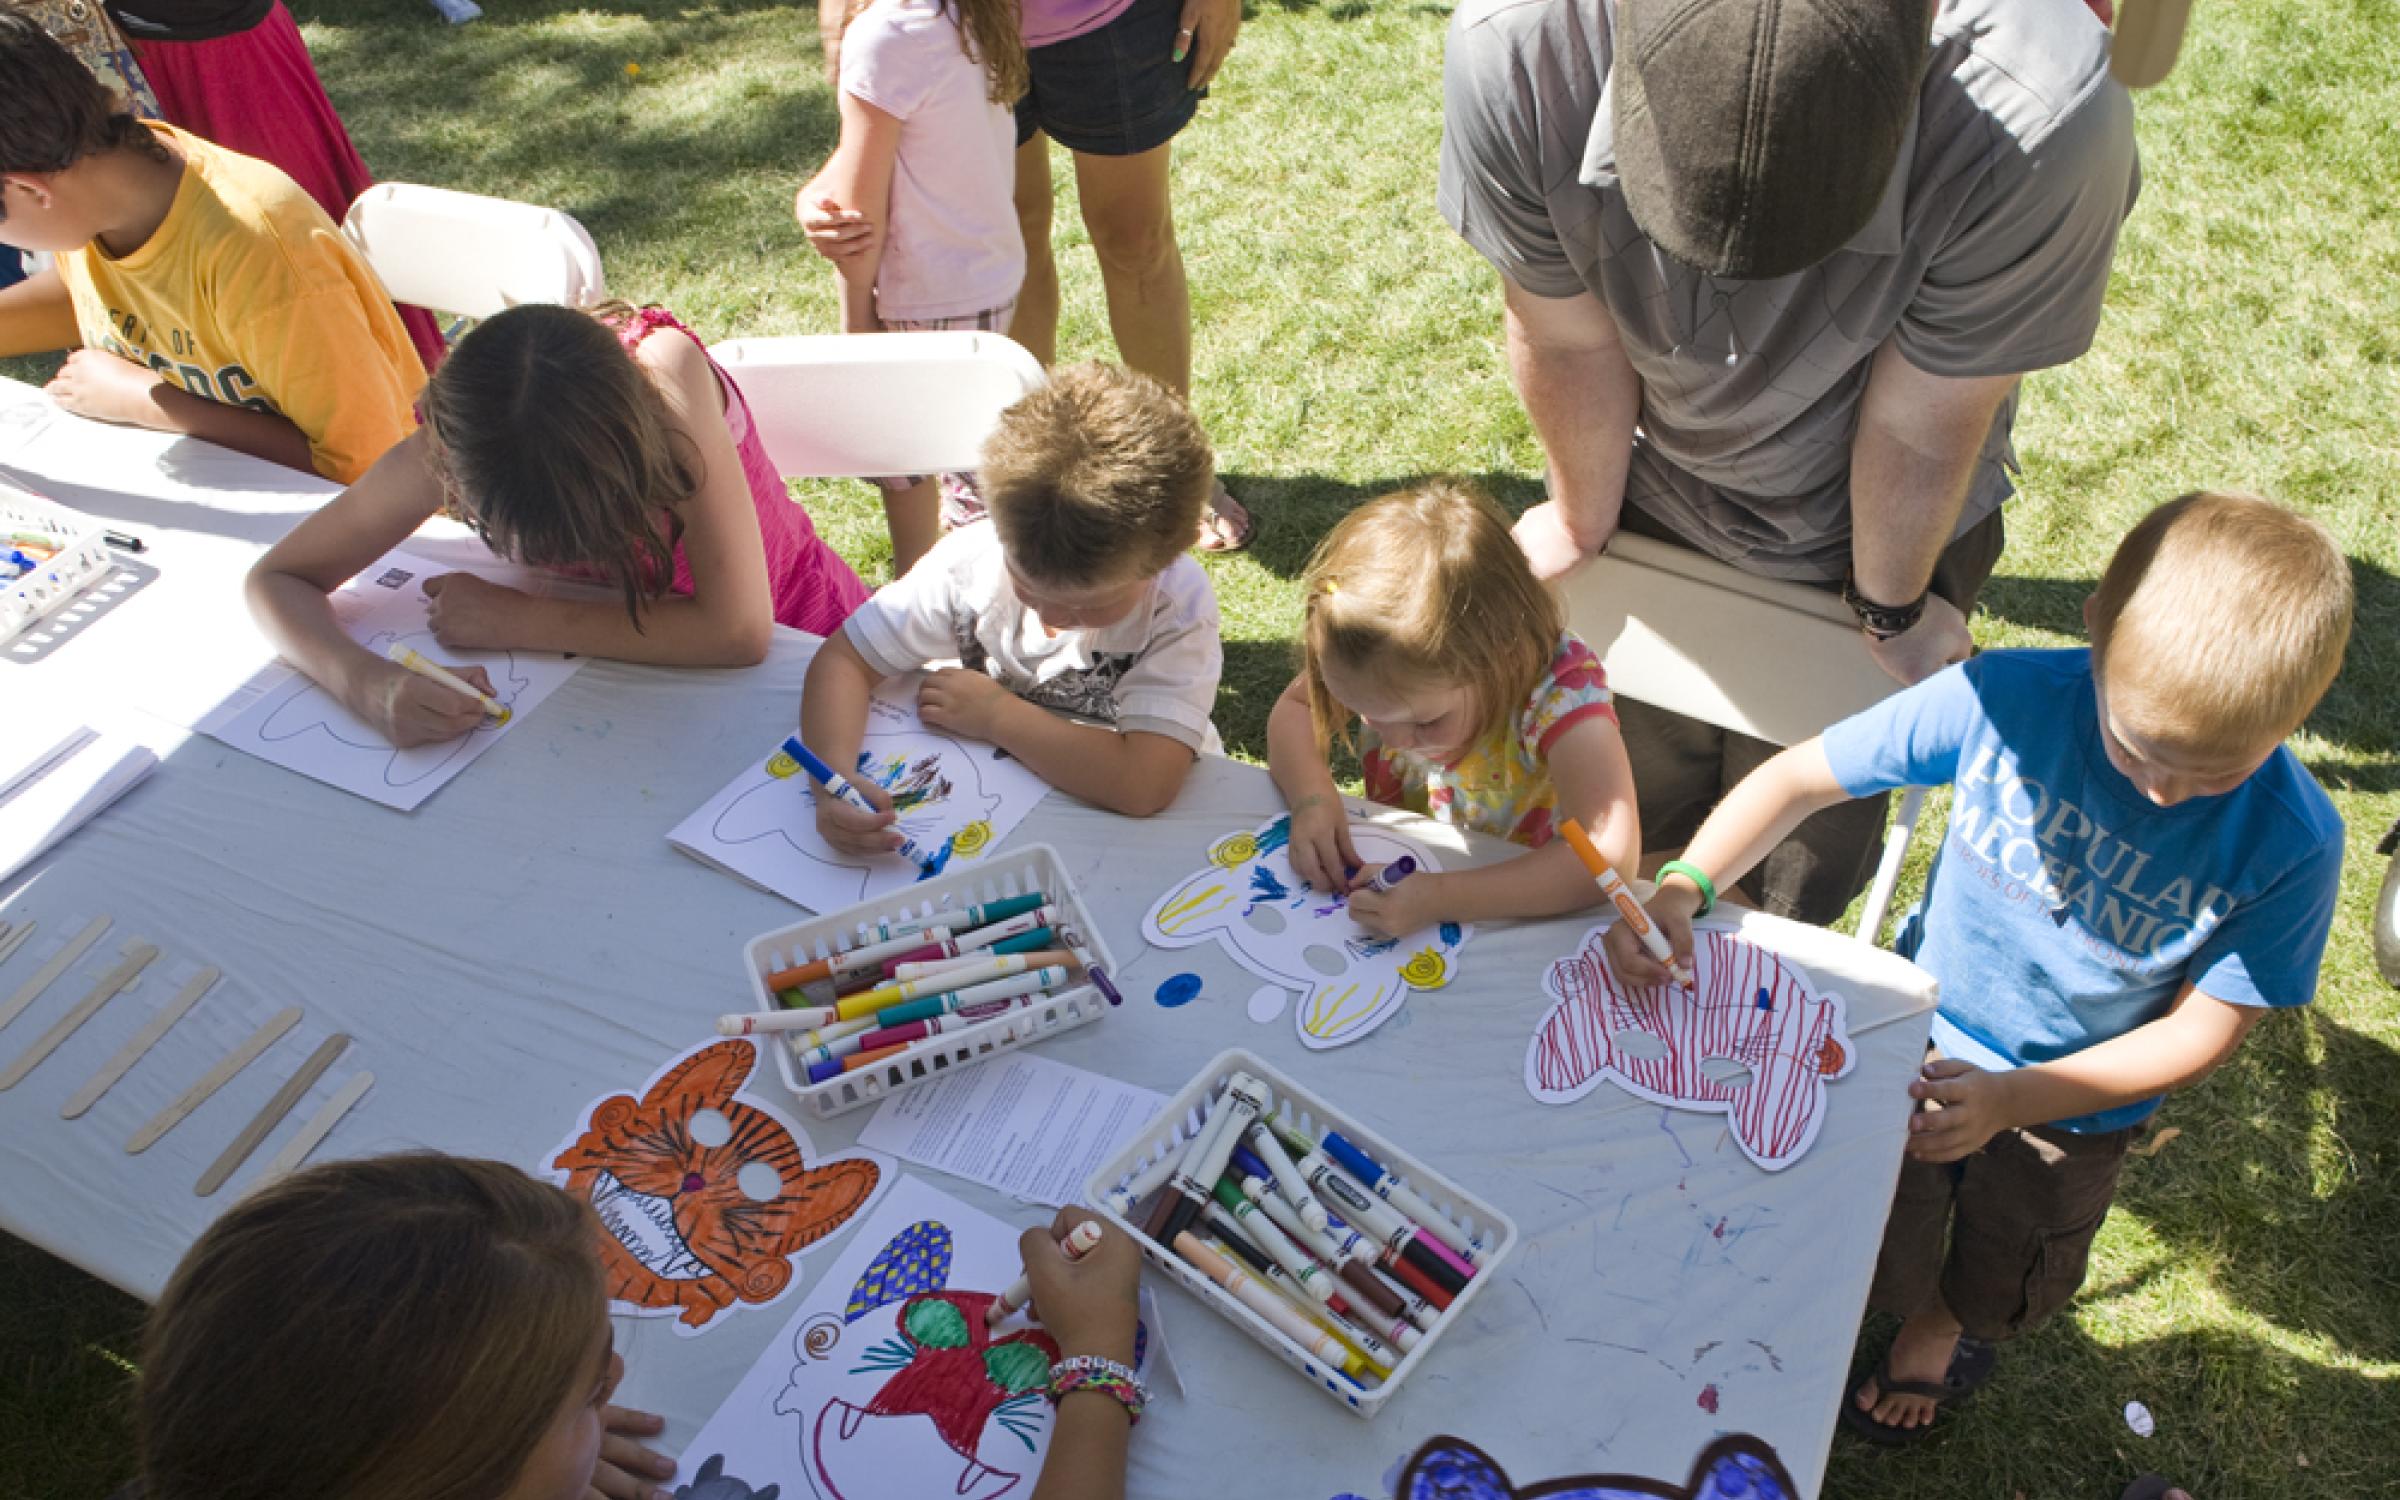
[{"xmin": 55, "ymin": 123, "xmax": 423, "ymax": 482}]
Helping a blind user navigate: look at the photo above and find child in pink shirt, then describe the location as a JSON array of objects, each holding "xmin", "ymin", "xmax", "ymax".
[{"xmin": 799, "ymin": 0, "xmax": 1027, "ymax": 576}]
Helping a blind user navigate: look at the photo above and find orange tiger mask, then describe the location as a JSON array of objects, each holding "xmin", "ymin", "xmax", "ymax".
[{"xmin": 552, "ymin": 1039, "xmax": 883, "ymax": 1330}]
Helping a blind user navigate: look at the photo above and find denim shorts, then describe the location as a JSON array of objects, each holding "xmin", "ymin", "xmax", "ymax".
[{"xmin": 1016, "ymin": 0, "xmax": 1206, "ymax": 156}]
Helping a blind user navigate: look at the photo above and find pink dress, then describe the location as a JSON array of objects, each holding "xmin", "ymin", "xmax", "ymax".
[{"xmin": 615, "ymin": 308, "xmax": 869, "ymax": 638}]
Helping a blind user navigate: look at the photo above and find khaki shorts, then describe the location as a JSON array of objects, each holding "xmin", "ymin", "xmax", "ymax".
[
  {"xmin": 1613, "ymin": 504, "xmax": 2008, "ymax": 926},
  {"xmin": 1869, "ymin": 1109, "xmax": 2135, "ymax": 1342}
]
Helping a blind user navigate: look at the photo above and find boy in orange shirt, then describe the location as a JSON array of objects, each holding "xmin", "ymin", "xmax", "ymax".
[{"xmin": 0, "ymin": 14, "xmax": 421, "ymax": 483}]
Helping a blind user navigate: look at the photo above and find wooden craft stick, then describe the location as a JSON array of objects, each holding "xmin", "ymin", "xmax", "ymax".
[
  {"xmin": 255, "ymin": 1070, "xmax": 374, "ymax": 1186},
  {"xmin": 0, "ymin": 922, "xmax": 30, "ymax": 969},
  {"xmin": 0, "ymin": 915, "xmax": 110, "ymax": 1032},
  {"xmin": 62, "ymin": 966, "xmax": 222, "ymax": 1119},
  {"xmin": 196, "ymin": 1033, "xmax": 351, "ymax": 1197},
  {"xmin": 126, "ymin": 1007, "xmax": 301, "ymax": 1155},
  {"xmin": 0, "ymin": 942, "xmax": 157, "ymax": 1090}
]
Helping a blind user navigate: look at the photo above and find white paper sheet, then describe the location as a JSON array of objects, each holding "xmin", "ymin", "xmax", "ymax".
[
  {"xmin": 858, "ymin": 1053, "xmax": 1166, "ymax": 1208},
  {"xmin": 1141, "ymin": 813, "xmax": 1473, "ymax": 1050},
  {"xmin": 677, "ymin": 1175, "xmax": 1074, "ymax": 1500},
  {"xmin": 669, "ymin": 679, "xmax": 1051, "ymax": 912},
  {"xmin": 201, "ymin": 550, "xmax": 584, "ymax": 811},
  {"xmin": 0, "ymin": 720, "xmax": 154, "ymax": 884}
]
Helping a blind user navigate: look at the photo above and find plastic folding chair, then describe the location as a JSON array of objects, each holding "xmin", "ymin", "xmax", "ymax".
[
  {"xmin": 709, "ymin": 331, "xmax": 1046, "ymax": 480},
  {"xmin": 341, "ymin": 183, "xmax": 605, "ymax": 333},
  {"xmin": 1560, "ymin": 532, "xmax": 1932, "ymax": 944}
]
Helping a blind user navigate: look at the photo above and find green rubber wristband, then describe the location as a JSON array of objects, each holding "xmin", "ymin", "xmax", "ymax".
[{"xmin": 1656, "ymin": 860, "xmax": 1717, "ymax": 917}]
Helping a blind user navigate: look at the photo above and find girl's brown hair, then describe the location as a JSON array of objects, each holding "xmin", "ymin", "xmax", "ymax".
[
  {"xmin": 1301, "ymin": 479, "xmax": 1563, "ymax": 754},
  {"xmin": 421, "ymin": 301, "xmax": 696, "ymax": 627},
  {"xmin": 839, "ymin": 0, "xmax": 1026, "ymax": 104},
  {"xmin": 137, "ymin": 1154, "xmax": 609, "ymax": 1500}
]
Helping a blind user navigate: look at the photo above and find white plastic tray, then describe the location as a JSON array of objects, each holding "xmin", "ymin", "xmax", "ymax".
[
  {"xmin": 1085, "ymin": 1047, "xmax": 1520, "ymax": 1418},
  {"xmin": 741, "ymin": 843, "xmax": 1117, "ymax": 1118},
  {"xmin": 0, "ymin": 481, "xmax": 111, "ymax": 647}
]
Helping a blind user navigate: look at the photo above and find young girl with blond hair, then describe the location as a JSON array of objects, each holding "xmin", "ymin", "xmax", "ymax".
[
  {"xmin": 797, "ymin": 0, "xmax": 1028, "ymax": 574},
  {"xmin": 128, "ymin": 1154, "xmax": 1148, "ymax": 1500},
  {"xmin": 1266, "ymin": 480, "xmax": 1642, "ymax": 937},
  {"xmin": 248, "ymin": 301, "xmax": 869, "ymax": 748}
]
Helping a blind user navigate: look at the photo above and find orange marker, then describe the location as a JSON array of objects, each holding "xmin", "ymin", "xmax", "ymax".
[
  {"xmin": 840, "ymin": 1041, "xmax": 912, "ymax": 1075},
  {"xmin": 1559, "ymin": 818, "xmax": 1696, "ymax": 991}
]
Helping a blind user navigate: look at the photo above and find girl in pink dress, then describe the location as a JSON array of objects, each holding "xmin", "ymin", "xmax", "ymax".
[{"xmin": 247, "ymin": 302, "xmax": 869, "ymax": 749}]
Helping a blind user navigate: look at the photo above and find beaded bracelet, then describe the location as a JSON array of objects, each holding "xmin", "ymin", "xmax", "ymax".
[{"xmin": 1045, "ymin": 1354, "xmax": 1148, "ymax": 1425}]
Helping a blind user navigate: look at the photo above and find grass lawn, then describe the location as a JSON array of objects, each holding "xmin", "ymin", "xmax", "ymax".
[{"xmin": 4, "ymin": 0, "xmax": 2395, "ymax": 1495}]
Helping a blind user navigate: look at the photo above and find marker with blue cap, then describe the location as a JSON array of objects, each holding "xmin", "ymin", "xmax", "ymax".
[
  {"xmin": 1321, "ymin": 1128, "xmax": 1486, "ymax": 1268},
  {"xmin": 771, "ymin": 735, "xmax": 950, "ymax": 878}
]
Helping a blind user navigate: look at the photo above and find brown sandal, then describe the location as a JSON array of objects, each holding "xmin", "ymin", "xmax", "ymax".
[{"xmin": 1194, "ymin": 482, "xmax": 1254, "ymax": 554}]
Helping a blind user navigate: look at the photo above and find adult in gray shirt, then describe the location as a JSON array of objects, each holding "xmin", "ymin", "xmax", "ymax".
[{"xmin": 1440, "ymin": 0, "xmax": 2138, "ymax": 925}]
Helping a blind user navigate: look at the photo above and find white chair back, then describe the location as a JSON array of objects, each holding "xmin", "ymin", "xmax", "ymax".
[
  {"xmin": 342, "ymin": 183, "xmax": 605, "ymax": 321},
  {"xmin": 710, "ymin": 332, "xmax": 1045, "ymax": 479},
  {"xmin": 1560, "ymin": 531, "xmax": 1929, "ymax": 943}
]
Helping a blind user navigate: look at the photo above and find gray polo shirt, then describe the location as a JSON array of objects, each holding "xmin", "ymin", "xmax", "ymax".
[{"xmin": 1439, "ymin": 0, "xmax": 2140, "ymax": 581}]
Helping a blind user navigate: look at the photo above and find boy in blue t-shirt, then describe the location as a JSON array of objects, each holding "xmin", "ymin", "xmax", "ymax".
[{"xmin": 1606, "ymin": 492, "xmax": 2353, "ymax": 1444}]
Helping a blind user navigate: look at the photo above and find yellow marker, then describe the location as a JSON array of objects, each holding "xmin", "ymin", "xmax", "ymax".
[{"xmin": 386, "ymin": 643, "xmax": 511, "ymax": 723}]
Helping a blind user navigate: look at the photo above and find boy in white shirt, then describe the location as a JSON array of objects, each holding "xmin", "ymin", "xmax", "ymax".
[{"xmin": 802, "ymin": 363, "xmax": 1222, "ymax": 834}]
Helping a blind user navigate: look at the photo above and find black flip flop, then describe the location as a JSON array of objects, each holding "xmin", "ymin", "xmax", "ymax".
[
  {"xmin": 1839, "ymin": 1337, "xmax": 2000, "ymax": 1447},
  {"xmin": 2119, "ymin": 1479, "xmax": 2182, "ymax": 1500}
]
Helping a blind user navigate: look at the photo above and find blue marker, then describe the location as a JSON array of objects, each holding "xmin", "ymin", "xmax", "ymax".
[
  {"xmin": 1358, "ymin": 856, "xmax": 1418, "ymax": 894},
  {"xmin": 1320, "ymin": 1129, "xmax": 1486, "ymax": 1268},
  {"xmin": 770, "ymin": 735, "xmax": 951, "ymax": 879}
]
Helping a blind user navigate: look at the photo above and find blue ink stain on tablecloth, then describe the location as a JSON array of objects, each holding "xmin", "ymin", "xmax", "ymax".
[{"xmin": 1155, "ymin": 973, "xmax": 1202, "ymax": 1008}]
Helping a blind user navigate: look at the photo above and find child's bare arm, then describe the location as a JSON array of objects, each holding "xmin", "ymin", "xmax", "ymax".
[
  {"xmin": 246, "ymin": 432, "xmax": 494, "ymax": 747},
  {"xmin": 799, "ymin": 91, "xmax": 902, "ymax": 332},
  {"xmin": 800, "ymin": 632, "xmax": 906, "ymax": 855},
  {"xmin": 45, "ymin": 347, "xmax": 316, "ymax": 473},
  {"xmin": 1266, "ymin": 673, "xmax": 1358, "ymax": 891},
  {"xmin": 1606, "ymin": 736, "xmax": 1855, "ymax": 984},
  {"xmin": 1349, "ymin": 715, "xmax": 1640, "ymax": 936},
  {"xmin": 0, "ymin": 267, "xmax": 79, "ymax": 358},
  {"xmin": 917, "ymin": 670, "xmax": 1196, "ymax": 817},
  {"xmin": 1906, "ymin": 985, "xmax": 2264, "ymax": 1163}
]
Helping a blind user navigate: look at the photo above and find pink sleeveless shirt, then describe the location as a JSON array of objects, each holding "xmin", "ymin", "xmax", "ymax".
[{"xmin": 616, "ymin": 308, "xmax": 868, "ymax": 637}]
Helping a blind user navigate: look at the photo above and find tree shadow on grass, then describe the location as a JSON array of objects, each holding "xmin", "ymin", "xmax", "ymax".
[
  {"xmin": 1979, "ymin": 554, "xmax": 2400, "ymax": 795},
  {"xmin": 1827, "ymin": 1307, "xmax": 2382, "ymax": 1497},
  {"xmin": 1226, "ymin": 468, "xmax": 1546, "ymax": 582}
]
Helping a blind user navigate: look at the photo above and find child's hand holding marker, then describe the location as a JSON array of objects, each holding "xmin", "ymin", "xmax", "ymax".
[
  {"xmin": 1286, "ymin": 792, "xmax": 1362, "ymax": 894},
  {"xmin": 1561, "ymin": 818, "xmax": 1698, "ymax": 992},
  {"xmin": 1345, "ymin": 857, "xmax": 1437, "ymax": 941},
  {"xmin": 368, "ymin": 648, "xmax": 498, "ymax": 748},
  {"xmin": 1598, "ymin": 860, "xmax": 1704, "ymax": 993},
  {"xmin": 999, "ymin": 1210, "xmax": 1142, "ymax": 1363}
]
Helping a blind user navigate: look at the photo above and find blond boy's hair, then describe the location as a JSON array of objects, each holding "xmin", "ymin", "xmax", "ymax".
[
  {"xmin": 1301, "ymin": 480, "xmax": 1561, "ymax": 755},
  {"xmin": 981, "ymin": 363, "xmax": 1214, "ymax": 588},
  {"xmin": 2088, "ymin": 490, "xmax": 2352, "ymax": 752}
]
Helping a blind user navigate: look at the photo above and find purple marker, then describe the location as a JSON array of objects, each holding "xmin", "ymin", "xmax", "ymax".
[{"xmin": 1359, "ymin": 856, "xmax": 1418, "ymax": 894}]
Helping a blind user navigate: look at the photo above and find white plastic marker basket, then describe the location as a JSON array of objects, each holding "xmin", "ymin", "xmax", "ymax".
[
  {"xmin": 0, "ymin": 482, "xmax": 111, "ymax": 646},
  {"xmin": 742, "ymin": 843, "xmax": 1118, "ymax": 1119},
  {"xmin": 1086, "ymin": 1047, "xmax": 1520, "ymax": 1418}
]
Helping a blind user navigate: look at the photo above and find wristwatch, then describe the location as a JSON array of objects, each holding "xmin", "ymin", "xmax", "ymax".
[{"xmin": 1841, "ymin": 571, "xmax": 1929, "ymax": 641}]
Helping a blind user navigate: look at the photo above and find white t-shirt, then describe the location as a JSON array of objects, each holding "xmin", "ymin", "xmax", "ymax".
[
  {"xmin": 840, "ymin": 0, "xmax": 1026, "ymax": 321},
  {"xmin": 844, "ymin": 525, "xmax": 1225, "ymax": 753}
]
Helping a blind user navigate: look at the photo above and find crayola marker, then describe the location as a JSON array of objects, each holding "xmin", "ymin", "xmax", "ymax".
[
  {"xmin": 764, "ymin": 926, "xmax": 953, "ymax": 992},
  {"xmin": 1321, "ymin": 1129, "xmax": 1486, "ymax": 1267},
  {"xmin": 1152, "ymin": 1073, "xmax": 1268, "ymax": 1247},
  {"xmin": 1271, "ymin": 1119, "xmax": 1471, "ymax": 1295},
  {"xmin": 1107, "ymin": 1147, "xmax": 1182, "ymax": 1218},
  {"xmin": 861, "ymin": 966, "xmax": 1070, "ymax": 1032},
  {"xmin": 887, "ymin": 927, "xmax": 1059, "ymax": 982},
  {"xmin": 1203, "ymin": 1218, "xmax": 1398, "ymax": 1374},
  {"xmin": 988, "ymin": 1219, "xmax": 1105, "ymax": 1326},
  {"xmin": 1357, "ymin": 856, "xmax": 1418, "ymax": 894},
  {"xmin": 1173, "ymin": 1232, "xmax": 1374, "ymax": 1385},
  {"xmin": 386, "ymin": 643, "xmax": 511, "ymax": 722},
  {"xmin": 853, "ymin": 893, "xmax": 1048, "ymax": 945},
  {"xmin": 771, "ymin": 735, "xmax": 949, "ymax": 878},
  {"xmin": 1212, "ymin": 1179, "xmax": 1334, "ymax": 1302},
  {"xmin": 1559, "ymin": 816, "xmax": 1695, "ymax": 991},
  {"xmin": 1243, "ymin": 1120, "xmax": 1331, "ymax": 1233}
]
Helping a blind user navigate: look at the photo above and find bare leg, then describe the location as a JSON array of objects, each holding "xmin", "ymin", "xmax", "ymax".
[
  {"xmin": 1853, "ymin": 1297, "xmax": 1965, "ymax": 1432},
  {"xmin": 880, "ymin": 479, "xmax": 941, "ymax": 578},
  {"xmin": 1011, "ymin": 134, "xmax": 1062, "ymax": 368},
  {"xmin": 1069, "ymin": 140, "xmax": 1190, "ymax": 394}
]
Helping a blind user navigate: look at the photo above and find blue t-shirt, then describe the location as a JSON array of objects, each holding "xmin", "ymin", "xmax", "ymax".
[{"xmin": 1822, "ymin": 649, "xmax": 2343, "ymax": 1133}]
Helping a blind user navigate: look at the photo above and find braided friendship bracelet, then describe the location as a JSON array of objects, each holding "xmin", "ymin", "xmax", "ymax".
[{"xmin": 1045, "ymin": 1354, "xmax": 1148, "ymax": 1425}]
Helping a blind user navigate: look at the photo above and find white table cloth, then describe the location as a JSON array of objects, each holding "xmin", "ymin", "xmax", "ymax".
[{"xmin": 0, "ymin": 380, "xmax": 1935, "ymax": 1496}]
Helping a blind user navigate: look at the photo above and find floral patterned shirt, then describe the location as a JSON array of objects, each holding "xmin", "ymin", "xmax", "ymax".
[{"xmin": 1361, "ymin": 633, "xmax": 1616, "ymax": 848}]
